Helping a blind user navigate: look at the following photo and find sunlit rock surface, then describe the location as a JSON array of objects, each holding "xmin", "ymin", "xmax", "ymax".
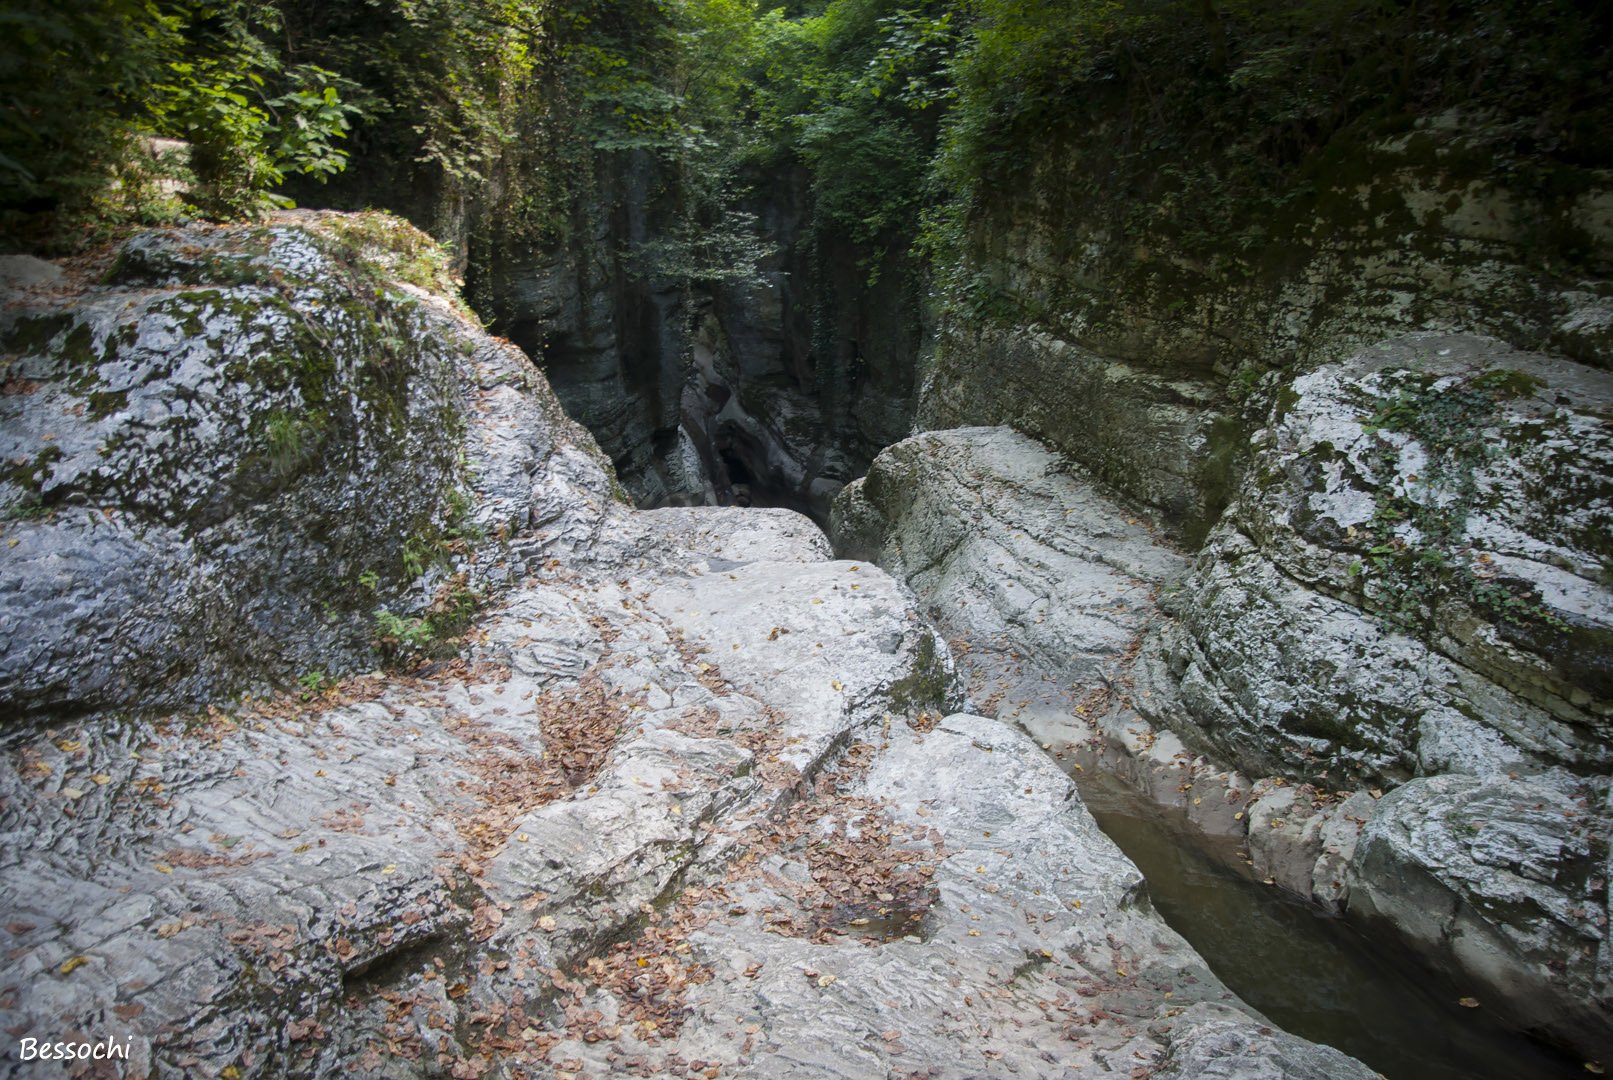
[
  {"xmin": 0, "ymin": 218, "xmax": 1366, "ymax": 1079},
  {"xmin": 0, "ymin": 214, "xmax": 608, "ymax": 721}
]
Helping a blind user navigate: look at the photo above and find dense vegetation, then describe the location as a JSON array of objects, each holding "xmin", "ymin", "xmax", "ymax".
[{"xmin": 5, "ymin": 0, "xmax": 1607, "ymax": 289}]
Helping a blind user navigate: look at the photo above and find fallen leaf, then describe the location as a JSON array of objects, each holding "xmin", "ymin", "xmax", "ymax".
[
  {"xmin": 59, "ymin": 956, "xmax": 88, "ymax": 974},
  {"xmin": 1458, "ymin": 996, "xmax": 1481, "ymax": 1009},
  {"xmin": 538, "ymin": 916, "xmax": 558, "ymax": 932}
]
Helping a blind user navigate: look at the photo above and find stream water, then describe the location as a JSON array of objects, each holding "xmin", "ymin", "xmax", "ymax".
[{"xmin": 1069, "ymin": 763, "xmax": 1585, "ymax": 1080}]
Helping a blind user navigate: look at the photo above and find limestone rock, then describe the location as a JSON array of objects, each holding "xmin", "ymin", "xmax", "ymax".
[
  {"xmin": 0, "ymin": 214, "xmax": 611, "ymax": 721},
  {"xmin": 1347, "ymin": 772, "xmax": 1611, "ymax": 1057},
  {"xmin": 0, "ymin": 513, "xmax": 1364, "ymax": 1078},
  {"xmin": 1155, "ymin": 1003, "xmax": 1376, "ymax": 1080},
  {"xmin": 1142, "ymin": 333, "xmax": 1613, "ymax": 785},
  {"xmin": 832, "ymin": 410, "xmax": 1613, "ymax": 1064},
  {"xmin": 0, "ymin": 251, "xmax": 1364, "ymax": 1076},
  {"xmin": 919, "ymin": 327, "xmax": 1238, "ymax": 543},
  {"xmin": 833, "ymin": 425, "xmax": 1187, "ymax": 702}
]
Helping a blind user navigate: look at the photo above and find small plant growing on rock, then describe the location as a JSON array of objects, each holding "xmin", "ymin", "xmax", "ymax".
[
  {"xmin": 372, "ymin": 575, "xmax": 483, "ymax": 667},
  {"xmin": 296, "ymin": 670, "xmax": 329, "ymax": 699},
  {"xmin": 373, "ymin": 608, "xmax": 436, "ymax": 661},
  {"xmin": 1353, "ymin": 365, "xmax": 1565, "ymax": 635}
]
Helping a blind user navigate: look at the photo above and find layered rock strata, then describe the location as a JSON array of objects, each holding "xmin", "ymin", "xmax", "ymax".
[
  {"xmin": 0, "ymin": 220, "xmax": 1364, "ymax": 1080},
  {"xmin": 835, "ymin": 400, "xmax": 1613, "ymax": 1062}
]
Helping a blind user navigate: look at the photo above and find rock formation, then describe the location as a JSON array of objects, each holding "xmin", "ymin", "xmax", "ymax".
[
  {"xmin": 835, "ymin": 334, "xmax": 1613, "ymax": 1061},
  {"xmin": 0, "ymin": 218, "xmax": 1368, "ymax": 1079}
]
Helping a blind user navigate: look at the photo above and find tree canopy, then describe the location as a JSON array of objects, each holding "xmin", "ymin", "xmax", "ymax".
[{"xmin": 4, "ymin": 0, "xmax": 1606, "ymax": 266}]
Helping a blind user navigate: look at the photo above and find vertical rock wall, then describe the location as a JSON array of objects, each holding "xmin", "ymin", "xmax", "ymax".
[
  {"xmin": 921, "ymin": 122, "xmax": 1613, "ymax": 544},
  {"xmin": 475, "ymin": 156, "xmax": 923, "ymax": 522}
]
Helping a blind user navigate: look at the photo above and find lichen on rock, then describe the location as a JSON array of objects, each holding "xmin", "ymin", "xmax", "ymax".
[{"xmin": 0, "ymin": 212, "xmax": 612, "ymax": 722}]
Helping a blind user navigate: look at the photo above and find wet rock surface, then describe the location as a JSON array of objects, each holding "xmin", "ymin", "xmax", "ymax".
[
  {"xmin": 1131, "ymin": 333, "xmax": 1613, "ymax": 1055},
  {"xmin": 1346, "ymin": 771, "xmax": 1610, "ymax": 1051},
  {"xmin": 0, "ymin": 224, "xmax": 1364, "ymax": 1079}
]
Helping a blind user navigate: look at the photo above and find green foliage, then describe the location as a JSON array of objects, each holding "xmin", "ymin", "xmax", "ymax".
[
  {"xmin": 296, "ymin": 669, "xmax": 330, "ymax": 699},
  {"xmin": 1, "ymin": 2, "xmax": 167, "ymax": 246},
  {"xmin": 372, "ymin": 581, "xmax": 482, "ymax": 664},
  {"xmin": 373, "ymin": 607, "xmax": 437, "ymax": 658},
  {"xmin": 747, "ymin": 0, "xmax": 957, "ymax": 275},
  {"xmin": 263, "ymin": 409, "xmax": 325, "ymax": 477},
  {"xmin": 313, "ymin": 210, "xmax": 462, "ymax": 298},
  {"xmin": 400, "ymin": 537, "xmax": 434, "ymax": 580},
  {"xmin": 280, "ymin": 0, "xmax": 544, "ymax": 188},
  {"xmin": 1, "ymin": 1, "xmax": 367, "ymax": 248},
  {"xmin": 1354, "ymin": 366, "xmax": 1566, "ymax": 635}
]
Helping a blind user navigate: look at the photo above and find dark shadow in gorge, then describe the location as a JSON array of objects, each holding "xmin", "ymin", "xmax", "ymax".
[
  {"xmin": 471, "ymin": 155, "xmax": 925, "ymax": 528},
  {"xmin": 1069, "ymin": 751, "xmax": 1585, "ymax": 1080}
]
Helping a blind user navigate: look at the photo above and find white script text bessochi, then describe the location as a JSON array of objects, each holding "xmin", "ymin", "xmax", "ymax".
[{"xmin": 18, "ymin": 1035, "xmax": 134, "ymax": 1062}]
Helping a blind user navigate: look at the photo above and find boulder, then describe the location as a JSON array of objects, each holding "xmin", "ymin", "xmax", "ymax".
[
  {"xmin": 833, "ymin": 401, "xmax": 1613, "ymax": 1064},
  {"xmin": 0, "ymin": 228, "xmax": 1366, "ymax": 1078},
  {"xmin": 833, "ymin": 426, "xmax": 1187, "ymax": 711},
  {"xmin": 1145, "ymin": 333, "xmax": 1613, "ymax": 786},
  {"xmin": 0, "ymin": 213, "xmax": 610, "ymax": 721},
  {"xmin": 1347, "ymin": 772, "xmax": 1610, "ymax": 1057}
]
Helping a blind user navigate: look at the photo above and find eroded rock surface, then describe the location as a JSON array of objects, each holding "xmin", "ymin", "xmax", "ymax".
[
  {"xmin": 834, "ymin": 426, "xmax": 1187, "ymax": 719},
  {"xmin": 1142, "ymin": 333, "xmax": 1613, "ymax": 787},
  {"xmin": 1126, "ymin": 335, "xmax": 1613, "ymax": 1056},
  {"xmin": 0, "ymin": 224, "xmax": 1362, "ymax": 1079},
  {"xmin": 0, "ymin": 213, "xmax": 602, "ymax": 721},
  {"xmin": 835, "ymin": 398, "xmax": 1613, "ymax": 1063},
  {"xmin": 1347, "ymin": 771, "xmax": 1608, "ymax": 1044}
]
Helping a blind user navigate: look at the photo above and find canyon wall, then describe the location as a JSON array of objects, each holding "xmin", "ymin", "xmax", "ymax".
[{"xmin": 473, "ymin": 154, "xmax": 925, "ymax": 521}]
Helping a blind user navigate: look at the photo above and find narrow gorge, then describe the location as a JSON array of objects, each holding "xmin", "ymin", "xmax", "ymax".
[{"xmin": 2, "ymin": 2, "xmax": 1610, "ymax": 1078}]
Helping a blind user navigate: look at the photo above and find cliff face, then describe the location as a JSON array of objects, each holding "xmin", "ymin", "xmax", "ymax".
[
  {"xmin": 836, "ymin": 113, "xmax": 1613, "ymax": 1060},
  {"xmin": 921, "ymin": 121, "xmax": 1613, "ymax": 544},
  {"xmin": 476, "ymin": 154, "xmax": 924, "ymax": 522}
]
